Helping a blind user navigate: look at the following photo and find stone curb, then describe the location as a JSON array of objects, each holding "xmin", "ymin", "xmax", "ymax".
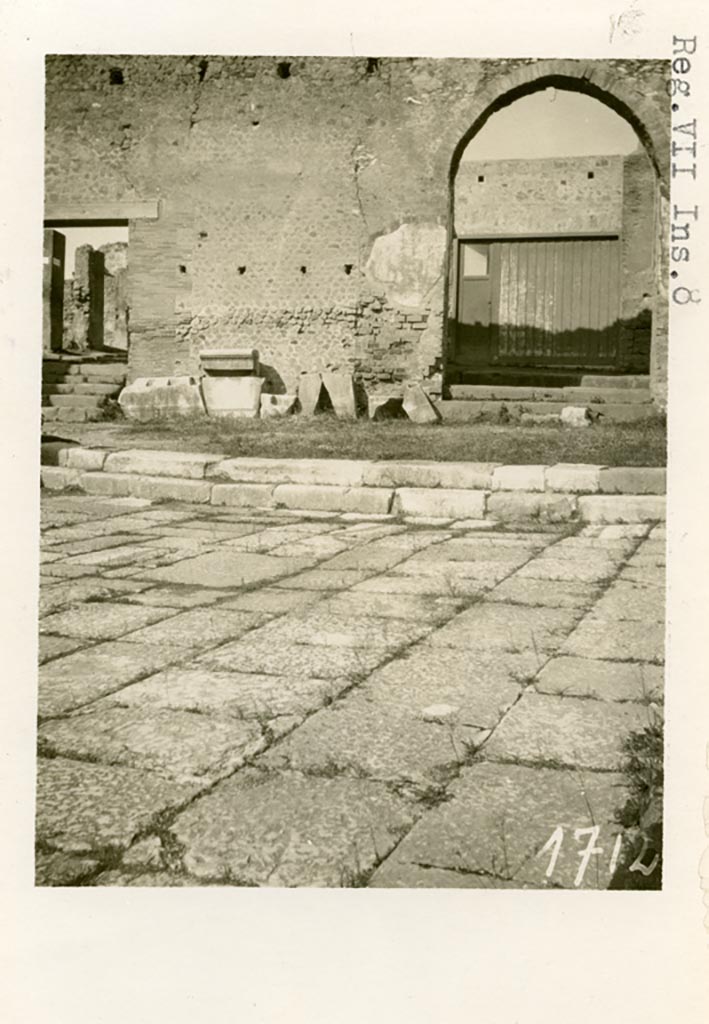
[{"xmin": 40, "ymin": 449, "xmax": 667, "ymax": 523}]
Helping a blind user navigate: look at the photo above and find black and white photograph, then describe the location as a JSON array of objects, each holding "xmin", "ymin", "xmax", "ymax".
[
  {"xmin": 2, "ymin": 2, "xmax": 708, "ymax": 1021},
  {"xmin": 35, "ymin": 51, "xmax": 669, "ymax": 890}
]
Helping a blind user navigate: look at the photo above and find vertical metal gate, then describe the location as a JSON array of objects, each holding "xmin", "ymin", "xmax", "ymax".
[{"xmin": 456, "ymin": 236, "xmax": 622, "ymax": 369}]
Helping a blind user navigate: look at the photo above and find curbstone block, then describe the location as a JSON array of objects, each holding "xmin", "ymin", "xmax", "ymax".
[
  {"xmin": 104, "ymin": 449, "xmax": 225, "ymax": 480},
  {"xmin": 78, "ymin": 472, "xmax": 211, "ymax": 503},
  {"xmin": 598, "ymin": 467, "xmax": 666, "ymax": 495},
  {"xmin": 57, "ymin": 447, "xmax": 107, "ymax": 472},
  {"xmin": 362, "ymin": 461, "xmax": 497, "ymax": 490},
  {"xmin": 128, "ymin": 476, "xmax": 213, "ymax": 503},
  {"xmin": 393, "ymin": 488, "xmax": 486, "ymax": 519},
  {"xmin": 79, "ymin": 472, "xmax": 134, "ymax": 497},
  {"xmin": 492, "ymin": 465, "xmax": 546, "ymax": 492},
  {"xmin": 273, "ymin": 484, "xmax": 393, "ymax": 514},
  {"xmin": 211, "ymin": 483, "xmax": 276, "ymax": 507},
  {"xmin": 577, "ymin": 495, "xmax": 666, "ymax": 524},
  {"xmin": 545, "ymin": 463, "xmax": 603, "ymax": 493},
  {"xmin": 208, "ymin": 457, "xmax": 368, "ymax": 487},
  {"xmin": 487, "ymin": 491, "xmax": 577, "ymax": 523},
  {"xmin": 41, "ymin": 467, "xmax": 82, "ymax": 490}
]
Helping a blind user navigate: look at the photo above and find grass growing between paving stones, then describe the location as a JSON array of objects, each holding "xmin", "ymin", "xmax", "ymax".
[
  {"xmin": 610, "ymin": 707, "xmax": 664, "ymax": 890},
  {"xmin": 71, "ymin": 412, "xmax": 667, "ymax": 466}
]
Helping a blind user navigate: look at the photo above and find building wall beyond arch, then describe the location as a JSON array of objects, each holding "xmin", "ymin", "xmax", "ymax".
[{"xmin": 45, "ymin": 55, "xmax": 669, "ymax": 401}]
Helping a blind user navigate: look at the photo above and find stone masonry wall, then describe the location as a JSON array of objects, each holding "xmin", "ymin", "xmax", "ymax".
[
  {"xmin": 455, "ymin": 155, "xmax": 624, "ymax": 236},
  {"xmin": 45, "ymin": 56, "xmax": 669, "ymax": 397}
]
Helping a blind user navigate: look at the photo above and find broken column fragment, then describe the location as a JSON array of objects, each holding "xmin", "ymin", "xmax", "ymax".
[
  {"xmin": 402, "ymin": 383, "xmax": 441, "ymax": 424},
  {"xmin": 297, "ymin": 372, "xmax": 324, "ymax": 416},
  {"xmin": 321, "ymin": 371, "xmax": 357, "ymax": 419},
  {"xmin": 297, "ymin": 371, "xmax": 357, "ymax": 419}
]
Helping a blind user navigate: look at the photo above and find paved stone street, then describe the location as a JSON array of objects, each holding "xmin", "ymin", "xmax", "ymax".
[{"xmin": 36, "ymin": 493, "xmax": 665, "ymax": 888}]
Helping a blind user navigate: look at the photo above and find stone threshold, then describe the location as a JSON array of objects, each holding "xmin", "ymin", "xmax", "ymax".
[{"xmin": 40, "ymin": 447, "xmax": 666, "ymax": 525}]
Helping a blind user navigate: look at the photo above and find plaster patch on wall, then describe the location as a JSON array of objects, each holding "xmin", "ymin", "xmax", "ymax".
[{"xmin": 365, "ymin": 223, "xmax": 447, "ymax": 308}]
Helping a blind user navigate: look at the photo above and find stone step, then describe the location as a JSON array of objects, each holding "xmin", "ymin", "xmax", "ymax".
[
  {"xmin": 448, "ymin": 368, "xmax": 650, "ymax": 388},
  {"xmin": 79, "ymin": 362, "xmax": 127, "ymax": 377},
  {"xmin": 436, "ymin": 400, "xmax": 656, "ymax": 424},
  {"xmin": 41, "ymin": 406, "xmax": 91, "ymax": 423},
  {"xmin": 449, "ymin": 385, "xmax": 652, "ymax": 404},
  {"xmin": 46, "ymin": 394, "xmax": 104, "ymax": 409},
  {"xmin": 579, "ymin": 375, "xmax": 649, "ymax": 389},
  {"xmin": 43, "ymin": 381, "xmax": 122, "ymax": 397},
  {"xmin": 73, "ymin": 382, "xmax": 123, "ymax": 396}
]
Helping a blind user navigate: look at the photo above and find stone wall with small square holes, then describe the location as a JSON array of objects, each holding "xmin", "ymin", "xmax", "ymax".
[{"xmin": 45, "ymin": 55, "xmax": 669, "ymax": 396}]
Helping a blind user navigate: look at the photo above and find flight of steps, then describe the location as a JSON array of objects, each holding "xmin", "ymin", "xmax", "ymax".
[
  {"xmin": 41, "ymin": 354, "xmax": 127, "ymax": 424},
  {"xmin": 436, "ymin": 375, "xmax": 657, "ymax": 424}
]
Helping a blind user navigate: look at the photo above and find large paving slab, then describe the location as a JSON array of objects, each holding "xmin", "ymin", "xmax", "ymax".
[
  {"xmin": 481, "ymin": 691, "xmax": 652, "ymax": 770},
  {"xmin": 258, "ymin": 694, "xmax": 480, "ymax": 787},
  {"xmin": 101, "ymin": 666, "xmax": 348, "ymax": 721},
  {"xmin": 117, "ymin": 607, "xmax": 268, "ymax": 647},
  {"xmin": 368, "ymin": 862, "xmax": 535, "ymax": 888},
  {"xmin": 38, "ymin": 635, "xmax": 84, "ymax": 663},
  {"xmin": 36, "ymin": 757, "xmax": 198, "ymax": 855},
  {"xmin": 408, "ymin": 538, "xmax": 544, "ymax": 564},
  {"xmin": 39, "ymin": 602, "xmax": 177, "ymax": 642},
  {"xmin": 369, "ymin": 762, "xmax": 629, "ymax": 889},
  {"xmin": 515, "ymin": 557, "xmax": 622, "ymax": 584},
  {"xmin": 38, "ymin": 576, "xmax": 151, "ymax": 616},
  {"xmin": 314, "ymin": 591, "xmax": 465, "ymax": 623},
  {"xmin": 219, "ymin": 587, "xmax": 324, "ymax": 614},
  {"xmin": 38, "ymin": 706, "xmax": 264, "ymax": 785},
  {"xmin": 141, "ymin": 550, "xmax": 314, "ymax": 587},
  {"xmin": 198, "ymin": 637, "xmax": 392, "ymax": 680},
  {"xmin": 241, "ymin": 611, "xmax": 433, "ymax": 650},
  {"xmin": 38, "ymin": 640, "xmax": 187, "ymax": 717},
  {"xmin": 587, "ymin": 581, "xmax": 665, "ymax": 622},
  {"xmin": 170, "ymin": 769, "xmax": 417, "ymax": 885},
  {"xmin": 425, "ymin": 603, "xmax": 581, "ymax": 655},
  {"xmin": 35, "ymin": 492, "xmax": 666, "ymax": 887},
  {"xmin": 561, "ymin": 617, "xmax": 664, "ymax": 663},
  {"xmin": 361, "ymin": 647, "xmax": 536, "ymax": 726},
  {"xmin": 485, "ymin": 578, "xmax": 601, "ymax": 609},
  {"xmin": 351, "ymin": 572, "xmax": 488, "ymax": 598},
  {"xmin": 535, "ymin": 656, "xmax": 663, "ymax": 702},
  {"xmin": 271, "ymin": 568, "xmax": 374, "ymax": 590}
]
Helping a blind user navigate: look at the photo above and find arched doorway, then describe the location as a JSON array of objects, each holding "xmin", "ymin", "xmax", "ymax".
[{"xmin": 441, "ymin": 69, "xmax": 669, "ymax": 404}]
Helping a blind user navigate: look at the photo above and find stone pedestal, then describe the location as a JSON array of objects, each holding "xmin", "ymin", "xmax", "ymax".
[{"xmin": 202, "ymin": 376, "xmax": 264, "ymax": 418}]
